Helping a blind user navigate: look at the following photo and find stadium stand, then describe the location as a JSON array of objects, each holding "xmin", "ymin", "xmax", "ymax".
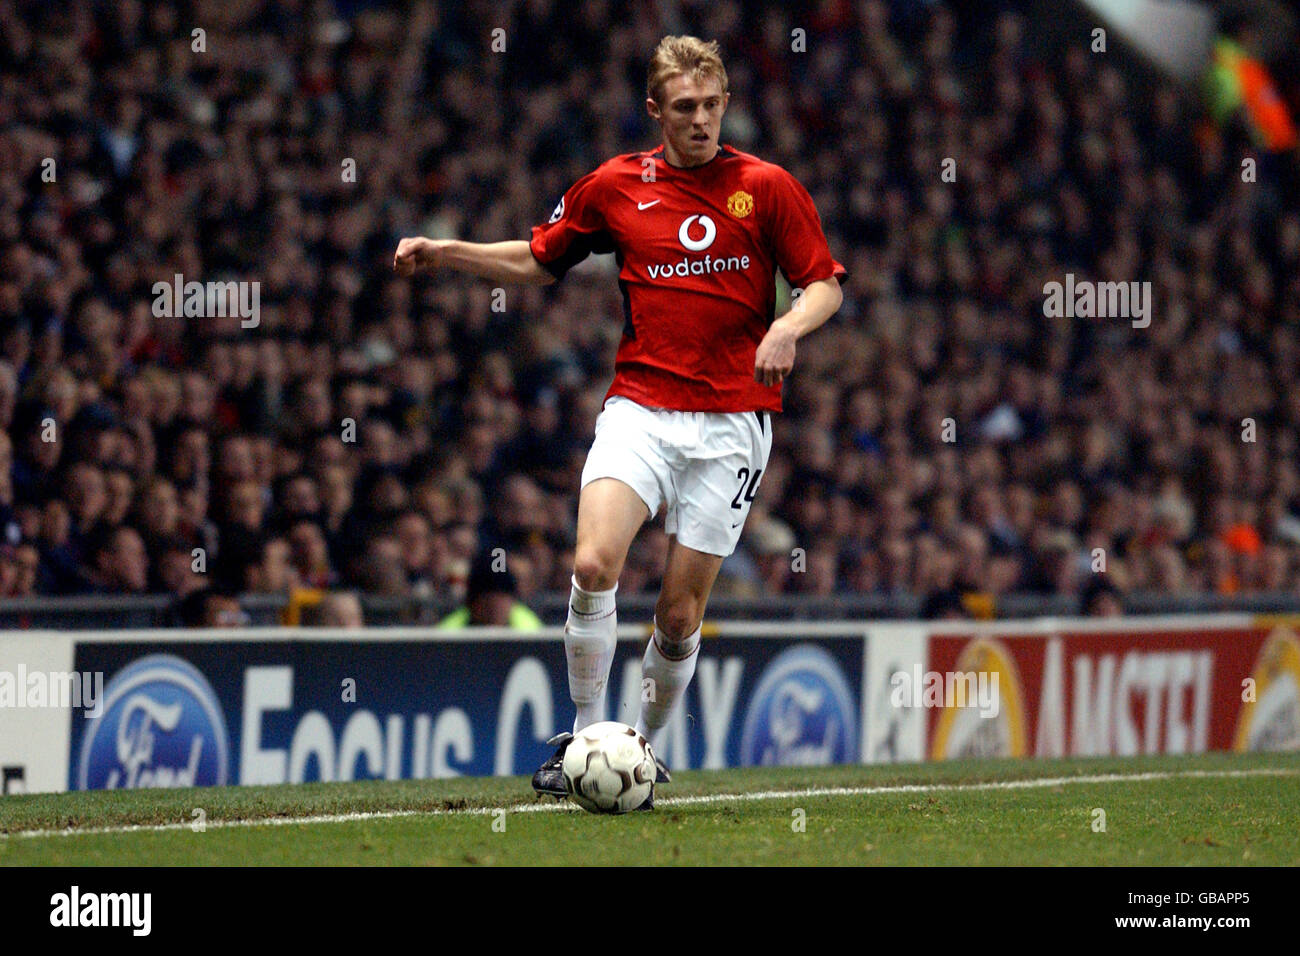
[{"xmin": 1, "ymin": 0, "xmax": 1299, "ymax": 623}]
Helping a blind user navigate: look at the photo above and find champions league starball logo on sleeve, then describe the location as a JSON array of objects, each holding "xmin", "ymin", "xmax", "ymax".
[
  {"xmin": 740, "ymin": 645, "xmax": 857, "ymax": 766},
  {"xmin": 76, "ymin": 655, "xmax": 230, "ymax": 790}
]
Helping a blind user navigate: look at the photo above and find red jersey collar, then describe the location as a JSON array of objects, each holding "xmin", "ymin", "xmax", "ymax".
[{"xmin": 650, "ymin": 143, "xmax": 729, "ymax": 170}]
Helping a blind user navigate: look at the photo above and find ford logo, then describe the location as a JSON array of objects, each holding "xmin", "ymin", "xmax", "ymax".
[
  {"xmin": 740, "ymin": 645, "xmax": 857, "ymax": 766},
  {"xmin": 76, "ymin": 655, "xmax": 230, "ymax": 790}
]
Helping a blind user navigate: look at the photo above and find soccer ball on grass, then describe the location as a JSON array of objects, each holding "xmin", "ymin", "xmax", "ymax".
[{"xmin": 562, "ymin": 721, "xmax": 657, "ymax": 814}]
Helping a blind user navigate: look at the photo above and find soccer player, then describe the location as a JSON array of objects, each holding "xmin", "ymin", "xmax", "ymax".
[{"xmin": 395, "ymin": 36, "xmax": 845, "ymax": 807}]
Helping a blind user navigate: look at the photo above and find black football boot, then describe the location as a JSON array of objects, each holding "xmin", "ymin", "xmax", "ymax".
[{"xmin": 531, "ymin": 731, "xmax": 574, "ymax": 799}]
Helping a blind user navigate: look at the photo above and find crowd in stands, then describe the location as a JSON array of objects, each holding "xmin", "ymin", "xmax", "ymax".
[{"xmin": 2, "ymin": 0, "xmax": 1299, "ymax": 618}]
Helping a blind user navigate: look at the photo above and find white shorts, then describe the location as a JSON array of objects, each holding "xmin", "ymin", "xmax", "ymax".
[{"xmin": 580, "ymin": 396, "xmax": 774, "ymax": 557}]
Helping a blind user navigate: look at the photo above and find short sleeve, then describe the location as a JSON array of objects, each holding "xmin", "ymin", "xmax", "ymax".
[
  {"xmin": 529, "ymin": 167, "xmax": 616, "ymax": 281},
  {"xmin": 762, "ymin": 166, "xmax": 848, "ymax": 290}
]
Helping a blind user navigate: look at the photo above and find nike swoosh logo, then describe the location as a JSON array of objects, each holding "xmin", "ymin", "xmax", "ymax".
[
  {"xmin": 731, "ymin": 521, "xmax": 743, "ymax": 529},
  {"xmin": 637, "ymin": 200, "xmax": 660, "ymax": 210}
]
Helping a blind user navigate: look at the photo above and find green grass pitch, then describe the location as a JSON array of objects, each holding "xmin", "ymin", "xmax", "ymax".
[{"xmin": 2, "ymin": 751, "xmax": 1297, "ymax": 866}]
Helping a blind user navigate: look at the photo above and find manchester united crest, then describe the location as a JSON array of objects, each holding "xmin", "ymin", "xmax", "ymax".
[{"xmin": 726, "ymin": 190, "xmax": 754, "ymax": 219}]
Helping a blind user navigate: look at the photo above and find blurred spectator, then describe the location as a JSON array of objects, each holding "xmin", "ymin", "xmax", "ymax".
[
  {"xmin": 1082, "ymin": 579, "xmax": 1125, "ymax": 617},
  {"xmin": 244, "ymin": 535, "xmax": 299, "ymax": 594},
  {"xmin": 84, "ymin": 525, "xmax": 149, "ymax": 594},
  {"xmin": 173, "ymin": 587, "xmax": 248, "ymax": 628},
  {"xmin": 439, "ymin": 554, "xmax": 542, "ymax": 629},
  {"xmin": 300, "ymin": 590, "xmax": 365, "ymax": 629},
  {"xmin": 155, "ymin": 535, "xmax": 206, "ymax": 598},
  {"xmin": 744, "ymin": 516, "xmax": 797, "ymax": 594},
  {"xmin": 0, "ymin": 543, "xmax": 39, "ymax": 598}
]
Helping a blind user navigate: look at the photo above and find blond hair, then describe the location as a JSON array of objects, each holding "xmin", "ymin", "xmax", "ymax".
[{"xmin": 647, "ymin": 35, "xmax": 728, "ymax": 105}]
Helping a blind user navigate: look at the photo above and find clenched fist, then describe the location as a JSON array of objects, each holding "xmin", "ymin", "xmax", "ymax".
[{"xmin": 393, "ymin": 237, "xmax": 446, "ymax": 277}]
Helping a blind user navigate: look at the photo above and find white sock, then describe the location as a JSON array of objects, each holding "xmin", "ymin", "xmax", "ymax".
[
  {"xmin": 635, "ymin": 620, "xmax": 701, "ymax": 748},
  {"xmin": 565, "ymin": 576, "xmax": 618, "ymax": 734}
]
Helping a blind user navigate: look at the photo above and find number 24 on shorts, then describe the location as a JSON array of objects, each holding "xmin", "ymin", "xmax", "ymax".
[{"xmin": 731, "ymin": 467, "xmax": 763, "ymax": 510}]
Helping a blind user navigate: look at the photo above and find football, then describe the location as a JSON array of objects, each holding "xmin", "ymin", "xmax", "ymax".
[{"xmin": 562, "ymin": 721, "xmax": 658, "ymax": 814}]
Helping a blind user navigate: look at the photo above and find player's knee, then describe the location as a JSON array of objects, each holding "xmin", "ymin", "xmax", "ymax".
[
  {"xmin": 655, "ymin": 597, "xmax": 701, "ymax": 642},
  {"xmin": 573, "ymin": 546, "xmax": 621, "ymax": 592}
]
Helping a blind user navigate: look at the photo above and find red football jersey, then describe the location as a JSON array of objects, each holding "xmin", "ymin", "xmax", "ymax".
[{"xmin": 529, "ymin": 145, "xmax": 847, "ymax": 413}]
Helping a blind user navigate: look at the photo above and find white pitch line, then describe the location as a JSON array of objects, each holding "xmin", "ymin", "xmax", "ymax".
[{"xmin": 3, "ymin": 767, "xmax": 1296, "ymax": 841}]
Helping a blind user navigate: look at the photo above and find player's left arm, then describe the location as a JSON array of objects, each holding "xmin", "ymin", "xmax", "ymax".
[
  {"xmin": 753, "ymin": 277, "xmax": 843, "ymax": 386},
  {"xmin": 755, "ymin": 165, "xmax": 847, "ymax": 386}
]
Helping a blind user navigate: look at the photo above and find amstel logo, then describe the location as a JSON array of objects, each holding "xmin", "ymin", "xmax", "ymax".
[
  {"xmin": 726, "ymin": 190, "xmax": 754, "ymax": 219},
  {"xmin": 1234, "ymin": 626, "xmax": 1300, "ymax": 752},
  {"xmin": 930, "ymin": 637, "xmax": 1028, "ymax": 760}
]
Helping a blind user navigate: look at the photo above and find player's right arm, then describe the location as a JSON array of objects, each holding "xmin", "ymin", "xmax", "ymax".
[
  {"xmin": 393, "ymin": 238, "xmax": 556, "ymax": 285},
  {"xmin": 398, "ymin": 163, "xmax": 610, "ymax": 285}
]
